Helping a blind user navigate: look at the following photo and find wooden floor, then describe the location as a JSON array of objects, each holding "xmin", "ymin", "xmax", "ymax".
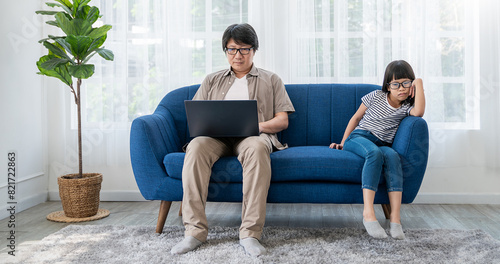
[{"xmin": 1, "ymin": 201, "xmax": 500, "ymax": 253}]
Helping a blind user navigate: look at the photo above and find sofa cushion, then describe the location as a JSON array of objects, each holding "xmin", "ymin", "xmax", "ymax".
[
  {"xmin": 164, "ymin": 146, "xmax": 367, "ymax": 184},
  {"xmin": 164, "ymin": 153, "xmax": 243, "ymax": 183},
  {"xmin": 279, "ymin": 84, "xmax": 380, "ymax": 147},
  {"xmin": 270, "ymin": 146, "xmax": 364, "ymax": 183}
]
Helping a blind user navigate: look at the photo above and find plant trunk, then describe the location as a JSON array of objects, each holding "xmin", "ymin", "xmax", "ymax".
[{"xmin": 77, "ymin": 78, "xmax": 83, "ymax": 178}]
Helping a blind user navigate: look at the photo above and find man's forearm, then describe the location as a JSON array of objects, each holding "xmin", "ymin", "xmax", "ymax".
[{"xmin": 259, "ymin": 112, "xmax": 289, "ymax": 134}]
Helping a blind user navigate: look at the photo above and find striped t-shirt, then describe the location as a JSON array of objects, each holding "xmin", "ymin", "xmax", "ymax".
[{"xmin": 356, "ymin": 90, "xmax": 413, "ymax": 143}]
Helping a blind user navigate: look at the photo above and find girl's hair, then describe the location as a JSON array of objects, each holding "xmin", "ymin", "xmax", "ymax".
[
  {"xmin": 222, "ymin": 23, "xmax": 259, "ymax": 52},
  {"xmin": 382, "ymin": 60, "xmax": 416, "ymax": 106}
]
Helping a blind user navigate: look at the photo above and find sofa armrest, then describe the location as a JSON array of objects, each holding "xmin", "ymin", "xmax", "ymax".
[
  {"xmin": 391, "ymin": 116, "xmax": 429, "ymax": 203},
  {"xmin": 130, "ymin": 111, "xmax": 182, "ymax": 200}
]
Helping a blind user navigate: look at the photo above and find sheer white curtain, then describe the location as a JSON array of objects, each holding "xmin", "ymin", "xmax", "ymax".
[
  {"xmin": 45, "ymin": 0, "xmax": 499, "ymax": 196},
  {"xmin": 475, "ymin": 0, "xmax": 500, "ymax": 168},
  {"xmin": 284, "ymin": 0, "xmax": 478, "ymax": 126},
  {"xmin": 423, "ymin": 0, "xmax": 500, "ymax": 170},
  {"xmin": 46, "ymin": 0, "xmax": 172, "ymax": 184}
]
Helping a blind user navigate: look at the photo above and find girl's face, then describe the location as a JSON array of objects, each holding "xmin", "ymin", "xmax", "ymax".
[{"xmin": 387, "ymin": 77, "xmax": 412, "ymax": 103}]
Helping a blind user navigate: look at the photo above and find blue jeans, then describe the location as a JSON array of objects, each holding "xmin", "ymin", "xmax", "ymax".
[{"xmin": 343, "ymin": 129, "xmax": 403, "ymax": 192}]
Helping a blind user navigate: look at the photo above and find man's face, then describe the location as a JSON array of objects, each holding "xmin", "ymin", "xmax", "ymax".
[{"xmin": 226, "ymin": 38, "xmax": 255, "ymax": 77}]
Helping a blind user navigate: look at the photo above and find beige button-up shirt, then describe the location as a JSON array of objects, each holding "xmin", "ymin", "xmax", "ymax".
[{"xmin": 193, "ymin": 64, "xmax": 295, "ymax": 150}]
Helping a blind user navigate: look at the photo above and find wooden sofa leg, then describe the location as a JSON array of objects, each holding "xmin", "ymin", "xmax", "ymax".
[
  {"xmin": 381, "ymin": 204, "xmax": 391, "ymax": 219},
  {"xmin": 179, "ymin": 202, "xmax": 182, "ymax": 216},
  {"xmin": 156, "ymin": 200, "xmax": 172, "ymax": 234}
]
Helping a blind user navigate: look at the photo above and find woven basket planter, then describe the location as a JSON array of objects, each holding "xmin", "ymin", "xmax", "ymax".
[{"xmin": 58, "ymin": 173, "xmax": 102, "ymax": 218}]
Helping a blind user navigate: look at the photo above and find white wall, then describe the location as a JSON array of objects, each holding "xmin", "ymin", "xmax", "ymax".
[{"xmin": 0, "ymin": 0, "xmax": 47, "ymax": 220}]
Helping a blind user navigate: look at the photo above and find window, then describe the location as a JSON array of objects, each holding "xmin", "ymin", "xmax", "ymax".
[
  {"xmin": 289, "ymin": 0, "xmax": 478, "ymax": 128},
  {"xmin": 79, "ymin": 0, "xmax": 477, "ymax": 129}
]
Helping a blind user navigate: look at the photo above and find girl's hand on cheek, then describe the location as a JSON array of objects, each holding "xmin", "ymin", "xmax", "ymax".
[{"xmin": 410, "ymin": 81, "xmax": 416, "ymax": 98}]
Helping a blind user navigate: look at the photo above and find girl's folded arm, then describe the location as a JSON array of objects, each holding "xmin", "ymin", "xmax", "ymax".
[{"xmin": 410, "ymin": 78, "xmax": 425, "ymax": 117}]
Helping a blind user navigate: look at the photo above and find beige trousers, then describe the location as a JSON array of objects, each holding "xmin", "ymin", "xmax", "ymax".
[{"xmin": 181, "ymin": 135, "xmax": 273, "ymax": 242}]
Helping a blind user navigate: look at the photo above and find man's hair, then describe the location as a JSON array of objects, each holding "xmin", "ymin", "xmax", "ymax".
[
  {"xmin": 222, "ymin": 23, "xmax": 259, "ymax": 52},
  {"xmin": 382, "ymin": 60, "xmax": 416, "ymax": 106}
]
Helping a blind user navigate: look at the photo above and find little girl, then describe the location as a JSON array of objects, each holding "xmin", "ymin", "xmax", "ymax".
[{"xmin": 330, "ymin": 60, "xmax": 425, "ymax": 239}]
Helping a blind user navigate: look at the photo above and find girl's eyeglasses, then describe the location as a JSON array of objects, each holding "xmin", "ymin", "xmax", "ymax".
[{"xmin": 388, "ymin": 80, "xmax": 412, "ymax": 90}]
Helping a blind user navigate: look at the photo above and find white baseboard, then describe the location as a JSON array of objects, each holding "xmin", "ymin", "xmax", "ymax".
[
  {"xmin": 100, "ymin": 191, "xmax": 148, "ymax": 201},
  {"xmin": 0, "ymin": 192, "xmax": 48, "ymax": 220},
  {"xmin": 413, "ymin": 193, "xmax": 500, "ymax": 204},
  {"xmin": 48, "ymin": 190, "xmax": 147, "ymax": 202}
]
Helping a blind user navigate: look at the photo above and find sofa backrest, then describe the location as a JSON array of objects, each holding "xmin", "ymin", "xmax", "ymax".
[
  {"xmin": 280, "ymin": 84, "xmax": 380, "ymax": 146},
  {"xmin": 154, "ymin": 83, "xmax": 380, "ymax": 149}
]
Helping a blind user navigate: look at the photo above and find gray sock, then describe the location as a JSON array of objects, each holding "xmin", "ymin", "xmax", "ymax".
[
  {"xmin": 363, "ymin": 219, "xmax": 388, "ymax": 239},
  {"xmin": 390, "ymin": 222, "xmax": 405, "ymax": 240},
  {"xmin": 171, "ymin": 236, "xmax": 203, "ymax": 255},
  {"xmin": 240, "ymin": 237, "xmax": 266, "ymax": 257}
]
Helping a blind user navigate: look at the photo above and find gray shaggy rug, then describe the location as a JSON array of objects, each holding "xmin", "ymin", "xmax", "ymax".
[{"xmin": 4, "ymin": 225, "xmax": 500, "ymax": 263}]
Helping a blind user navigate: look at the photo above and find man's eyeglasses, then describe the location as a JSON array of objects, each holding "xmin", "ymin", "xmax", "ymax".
[
  {"xmin": 226, "ymin": 47, "xmax": 253, "ymax": 55},
  {"xmin": 388, "ymin": 80, "xmax": 412, "ymax": 90}
]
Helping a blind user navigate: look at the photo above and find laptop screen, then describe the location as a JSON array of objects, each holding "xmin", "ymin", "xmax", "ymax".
[{"xmin": 184, "ymin": 100, "xmax": 259, "ymax": 137}]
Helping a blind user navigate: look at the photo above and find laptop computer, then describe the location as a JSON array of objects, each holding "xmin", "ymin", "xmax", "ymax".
[{"xmin": 184, "ymin": 100, "xmax": 259, "ymax": 137}]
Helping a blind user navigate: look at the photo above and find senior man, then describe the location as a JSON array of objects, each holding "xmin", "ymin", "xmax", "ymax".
[{"xmin": 171, "ymin": 23, "xmax": 295, "ymax": 257}]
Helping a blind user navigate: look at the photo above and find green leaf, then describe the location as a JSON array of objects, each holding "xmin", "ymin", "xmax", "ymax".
[
  {"xmin": 35, "ymin": 10, "xmax": 59, "ymax": 15},
  {"xmin": 49, "ymin": 34, "xmax": 64, "ymax": 39},
  {"xmin": 39, "ymin": 35, "xmax": 65, "ymax": 43},
  {"xmin": 77, "ymin": 0, "xmax": 92, "ymax": 12},
  {"xmin": 75, "ymin": 4, "xmax": 87, "ymax": 19},
  {"xmin": 37, "ymin": 55, "xmax": 73, "ymax": 86},
  {"xmin": 55, "ymin": 12, "xmax": 74, "ymax": 35},
  {"xmin": 40, "ymin": 57, "xmax": 71, "ymax": 70},
  {"xmin": 46, "ymin": 20, "xmax": 59, "ymax": 27},
  {"xmin": 82, "ymin": 51, "xmax": 97, "ymax": 64},
  {"xmin": 43, "ymin": 41, "xmax": 72, "ymax": 61},
  {"xmin": 53, "ymin": 38, "xmax": 74, "ymax": 57},
  {"xmin": 97, "ymin": 48, "xmax": 114, "ymax": 61},
  {"xmin": 87, "ymin": 35, "xmax": 106, "ymax": 53},
  {"xmin": 88, "ymin": 25, "xmax": 112, "ymax": 39},
  {"xmin": 72, "ymin": 1, "xmax": 79, "ymax": 17},
  {"xmin": 55, "ymin": 12, "xmax": 93, "ymax": 37},
  {"xmin": 85, "ymin": 6, "xmax": 99, "ymax": 25},
  {"xmin": 68, "ymin": 64, "xmax": 95, "ymax": 79},
  {"xmin": 46, "ymin": 3, "xmax": 72, "ymax": 15},
  {"xmin": 72, "ymin": 0, "xmax": 91, "ymax": 17},
  {"xmin": 76, "ymin": 5, "xmax": 87, "ymax": 19},
  {"xmin": 54, "ymin": 0, "xmax": 73, "ymax": 9},
  {"xmin": 71, "ymin": 18, "xmax": 93, "ymax": 36},
  {"xmin": 66, "ymin": 35, "xmax": 93, "ymax": 59}
]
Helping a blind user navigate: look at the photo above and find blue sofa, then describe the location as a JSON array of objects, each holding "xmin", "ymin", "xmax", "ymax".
[{"xmin": 130, "ymin": 84, "xmax": 429, "ymax": 233}]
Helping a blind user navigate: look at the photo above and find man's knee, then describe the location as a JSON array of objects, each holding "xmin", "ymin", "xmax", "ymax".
[
  {"xmin": 186, "ymin": 137, "xmax": 210, "ymax": 153},
  {"xmin": 239, "ymin": 137, "xmax": 272, "ymax": 155},
  {"xmin": 184, "ymin": 137, "xmax": 226, "ymax": 172},
  {"xmin": 185, "ymin": 137, "xmax": 224, "ymax": 160}
]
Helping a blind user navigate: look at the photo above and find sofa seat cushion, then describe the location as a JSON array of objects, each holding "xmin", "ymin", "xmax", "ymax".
[
  {"xmin": 164, "ymin": 153, "xmax": 244, "ymax": 183},
  {"xmin": 164, "ymin": 146, "xmax": 367, "ymax": 184},
  {"xmin": 270, "ymin": 146, "xmax": 364, "ymax": 183}
]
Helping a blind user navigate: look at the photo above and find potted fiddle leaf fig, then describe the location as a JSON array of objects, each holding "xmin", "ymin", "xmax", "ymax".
[{"xmin": 36, "ymin": 0, "xmax": 114, "ymax": 219}]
